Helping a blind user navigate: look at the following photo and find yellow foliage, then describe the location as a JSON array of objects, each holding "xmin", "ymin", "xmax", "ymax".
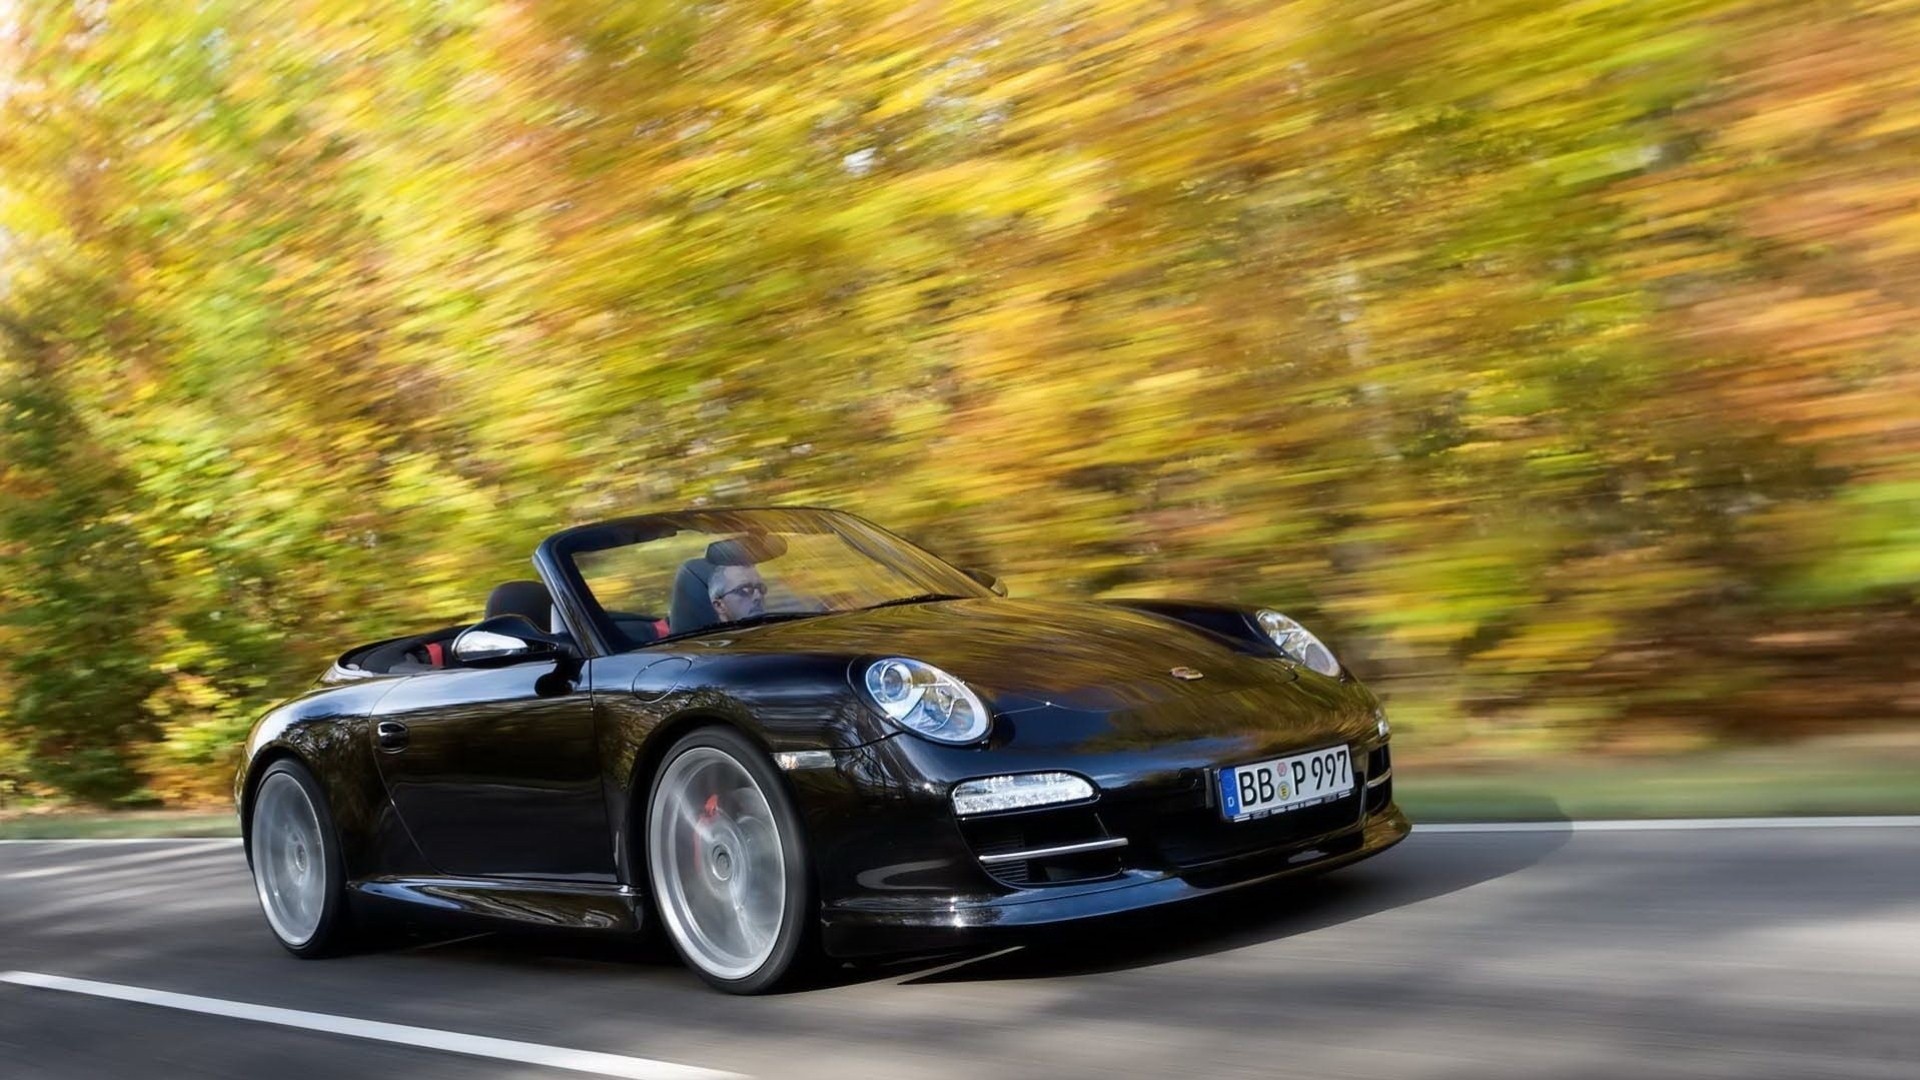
[{"xmin": 1, "ymin": 0, "xmax": 1918, "ymax": 800}]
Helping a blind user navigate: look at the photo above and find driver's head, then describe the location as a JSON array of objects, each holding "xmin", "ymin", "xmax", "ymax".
[{"xmin": 708, "ymin": 564, "xmax": 767, "ymax": 621}]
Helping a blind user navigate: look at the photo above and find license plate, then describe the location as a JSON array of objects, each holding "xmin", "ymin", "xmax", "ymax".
[{"xmin": 1217, "ymin": 745, "xmax": 1354, "ymax": 822}]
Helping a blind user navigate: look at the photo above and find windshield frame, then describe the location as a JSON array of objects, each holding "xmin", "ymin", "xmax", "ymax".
[{"xmin": 534, "ymin": 507, "xmax": 991, "ymax": 656}]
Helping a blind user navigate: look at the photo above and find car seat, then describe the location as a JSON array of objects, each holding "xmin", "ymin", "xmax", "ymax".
[
  {"xmin": 668, "ymin": 558, "xmax": 719, "ymax": 635},
  {"xmin": 485, "ymin": 580, "xmax": 556, "ymax": 630}
]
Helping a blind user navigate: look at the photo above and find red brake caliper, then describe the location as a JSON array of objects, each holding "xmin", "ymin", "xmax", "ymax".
[{"xmin": 691, "ymin": 793, "xmax": 721, "ymax": 873}]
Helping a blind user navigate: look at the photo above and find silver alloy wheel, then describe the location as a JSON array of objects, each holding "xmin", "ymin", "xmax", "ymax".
[
  {"xmin": 647, "ymin": 746, "xmax": 788, "ymax": 981},
  {"xmin": 251, "ymin": 771, "xmax": 328, "ymax": 948}
]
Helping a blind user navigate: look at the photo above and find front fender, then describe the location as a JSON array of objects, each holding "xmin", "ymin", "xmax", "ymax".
[{"xmin": 588, "ymin": 649, "xmax": 884, "ymax": 888}]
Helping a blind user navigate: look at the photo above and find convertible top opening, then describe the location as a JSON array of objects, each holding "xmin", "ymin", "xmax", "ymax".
[{"xmin": 333, "ymin": 624, "xmax": 468, "ymax": 678}]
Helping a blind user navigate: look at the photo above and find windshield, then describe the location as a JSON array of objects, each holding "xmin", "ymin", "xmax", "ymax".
[{"xmin": 556, "ymin": 508, "xmax": 988, "ymax": 650}]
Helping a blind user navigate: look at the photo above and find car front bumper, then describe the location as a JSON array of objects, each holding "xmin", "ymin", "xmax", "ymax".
[{"xmin": 818, "ymin": 804, "xmax": 1411, "ymax": 957}]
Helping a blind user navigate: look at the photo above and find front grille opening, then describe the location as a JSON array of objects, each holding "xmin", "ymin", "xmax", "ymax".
[
  {"xmin": 985, "ymin": 846, "xmax": 1125, "ymax": 887},
  {"xmin": 960, "ymin": 806, "xmax": 1122, "ymax": 888},
  {"xmin": 1148, "ymin": 793, "xmax": 1363, "ymax": 869},
  {"xmin": 1178, "ymin": 828, "xmax": 1366, "ymax": 890}
]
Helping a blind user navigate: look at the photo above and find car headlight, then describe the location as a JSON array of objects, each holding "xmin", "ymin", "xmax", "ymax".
[
  {"xmin": 1254, "ymin": 610, "xmax": 1342, "ymax": 678},
  {"xmin": 1375, "ymin": 707, "xmax": 1391, "ymax": 740},
  {"xmin": 861, "ymin": 658, "xmax": 990, "ymax": 744}
]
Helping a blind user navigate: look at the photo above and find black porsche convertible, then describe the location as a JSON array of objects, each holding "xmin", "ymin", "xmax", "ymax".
[{"xmin": 237, "ymin": 507, "xmax": 1408, "ymax": 992}]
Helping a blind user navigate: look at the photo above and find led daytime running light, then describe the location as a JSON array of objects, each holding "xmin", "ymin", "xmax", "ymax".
[{"xmin": 951, "ymin": 772, "xmax": 1096, "ymax": 816}]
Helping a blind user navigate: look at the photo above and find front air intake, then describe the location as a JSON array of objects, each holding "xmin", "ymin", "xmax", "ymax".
[{"xmin": 959, "ymin": 806, "xmax": 1125, "ymax": 887}]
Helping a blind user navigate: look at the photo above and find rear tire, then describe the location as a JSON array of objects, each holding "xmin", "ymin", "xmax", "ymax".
[
  {"xmin": 645, "ymin": 726, "xmax": 816, "ymax": 993},
  {"xmin": 248, "ymin": 759, "xmax": 354, "ymax": 958}
]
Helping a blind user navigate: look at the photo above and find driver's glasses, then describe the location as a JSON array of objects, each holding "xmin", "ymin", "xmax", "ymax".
[{"xmin": 719, "ymin": 582, "xmax": 767, "ymax": 602}]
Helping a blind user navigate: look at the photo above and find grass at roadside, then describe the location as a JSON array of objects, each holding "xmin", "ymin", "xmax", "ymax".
[
  {"xmin": 1397, "ymin": 736, "xmax": 1920, "ymax": 821},
  {"xmin": 3, "ymin": 737, "xmax": 1916, "ymax": 838},
  {"xmin": 0, "ymin": 809, "xmax": 238, "ymax": 839}
]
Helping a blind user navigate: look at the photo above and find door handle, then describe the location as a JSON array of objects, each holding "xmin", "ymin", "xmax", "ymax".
[{"xmin": 375, "ymin": 720, "xmax": 410, "ymax": 752}]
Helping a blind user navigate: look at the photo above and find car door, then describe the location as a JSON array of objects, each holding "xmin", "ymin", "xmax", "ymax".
[{"xmin": 370, "ymin": 659, "xmax": 615, "ymax": 881}]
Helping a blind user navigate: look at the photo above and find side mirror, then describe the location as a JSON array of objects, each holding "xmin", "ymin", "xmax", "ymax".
[
  {"xmin": 963, "ymin": 568, "xmax": 1009, "ymax": 598},
  {"xmin": 452, "ymin": 614, "xmax": 570, "ymax": 666}
]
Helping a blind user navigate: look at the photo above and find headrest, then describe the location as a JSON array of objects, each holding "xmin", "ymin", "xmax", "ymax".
[
  {"xmin": 668, "ymin": 559, "xmax": 719, "ymax": 635},
  {"xmin": 705, "ymin": 532, "xmax": 787, "ymax": 566},
  {"xmin": 484, "ymin": 580, "xmax": 553, "ymax": 627}
]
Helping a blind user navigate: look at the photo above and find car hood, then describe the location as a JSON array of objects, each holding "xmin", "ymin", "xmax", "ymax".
[
  {"xmin": 697, "ymin": 597, "xmax": 1378, "ymax": 756},
  {"xmin": 721, "ymin": 597, "xmax": 1293, "ymax": 709}
]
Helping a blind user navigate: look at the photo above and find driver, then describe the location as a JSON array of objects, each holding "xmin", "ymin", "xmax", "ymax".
[{"xmin": 708, "ymin": 563, "xmax": 768, "ymax": 623}]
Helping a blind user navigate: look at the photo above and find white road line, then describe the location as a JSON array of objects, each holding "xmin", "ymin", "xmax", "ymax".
[
  {"xmin": 0, "ymin": 837, "xmax": 241, "ymax": 846},
  {"xmin": 1416, "ymin": 816, "xmax": 1920, "ymax": 833},
  {"xmin": 0, "ymin": 971, "xmax": 744, "ymax": 1080},
  {"xmin": 894, "ymin": 945, "xmax": 1025, "ymax": 985}
]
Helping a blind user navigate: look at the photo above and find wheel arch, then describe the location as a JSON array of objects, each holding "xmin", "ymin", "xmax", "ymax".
[
  {"xmin": 617, "ymin": 707, "xmax": 806, "ymax": 891},
  {"xmin": 238, "ymin": 745, "xmax": 312, "ymax": 864},
  {"xmin": 236, "ymin": 675, "xmax": 404, "ymax": 874}
]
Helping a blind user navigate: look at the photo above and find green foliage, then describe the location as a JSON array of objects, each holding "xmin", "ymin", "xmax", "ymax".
[
  {"xmin": 1, "ymin": 0, "xmax": 1917, "ymax": 800},
  {"xmin": 0, "ymin": 338, "xmax": 165, "ymax": 802},
  {"xmin": 0, "ymin": 733, "xmax": 30, "ymax": 806}
]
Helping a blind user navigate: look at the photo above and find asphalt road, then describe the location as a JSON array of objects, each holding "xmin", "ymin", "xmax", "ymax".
[{"xmin": 3, "ymin": 823, "xmax": 1917, "ymax": 1080}]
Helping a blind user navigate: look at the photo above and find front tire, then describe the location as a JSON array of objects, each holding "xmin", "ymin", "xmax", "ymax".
[
  {"xmin": 645, "ymin": 727, "xmax": 815, "ymax": 993},
  {"xmin": 248, "ymin": 759, "xmax": 354, "ymax": 958}
]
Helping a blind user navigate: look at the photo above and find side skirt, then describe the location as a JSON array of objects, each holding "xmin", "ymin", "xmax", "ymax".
[{"xmin": 348, "ymin": 876, "xmax": 644, "ymax": 934}]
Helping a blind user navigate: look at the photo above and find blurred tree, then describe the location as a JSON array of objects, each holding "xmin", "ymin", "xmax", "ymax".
[
  {"xmin": 1, "ymin": 0, "xmax": 1917, "ymax": 802},
  {"xmin": 0, "ymin": 317, "xmax": 165, "ymax": 801}
]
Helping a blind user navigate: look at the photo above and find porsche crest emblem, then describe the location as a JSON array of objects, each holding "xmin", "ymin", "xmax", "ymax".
[{"xmin": 1169, "ymin": 666, "xmax": 1205, "ymax": 680}]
